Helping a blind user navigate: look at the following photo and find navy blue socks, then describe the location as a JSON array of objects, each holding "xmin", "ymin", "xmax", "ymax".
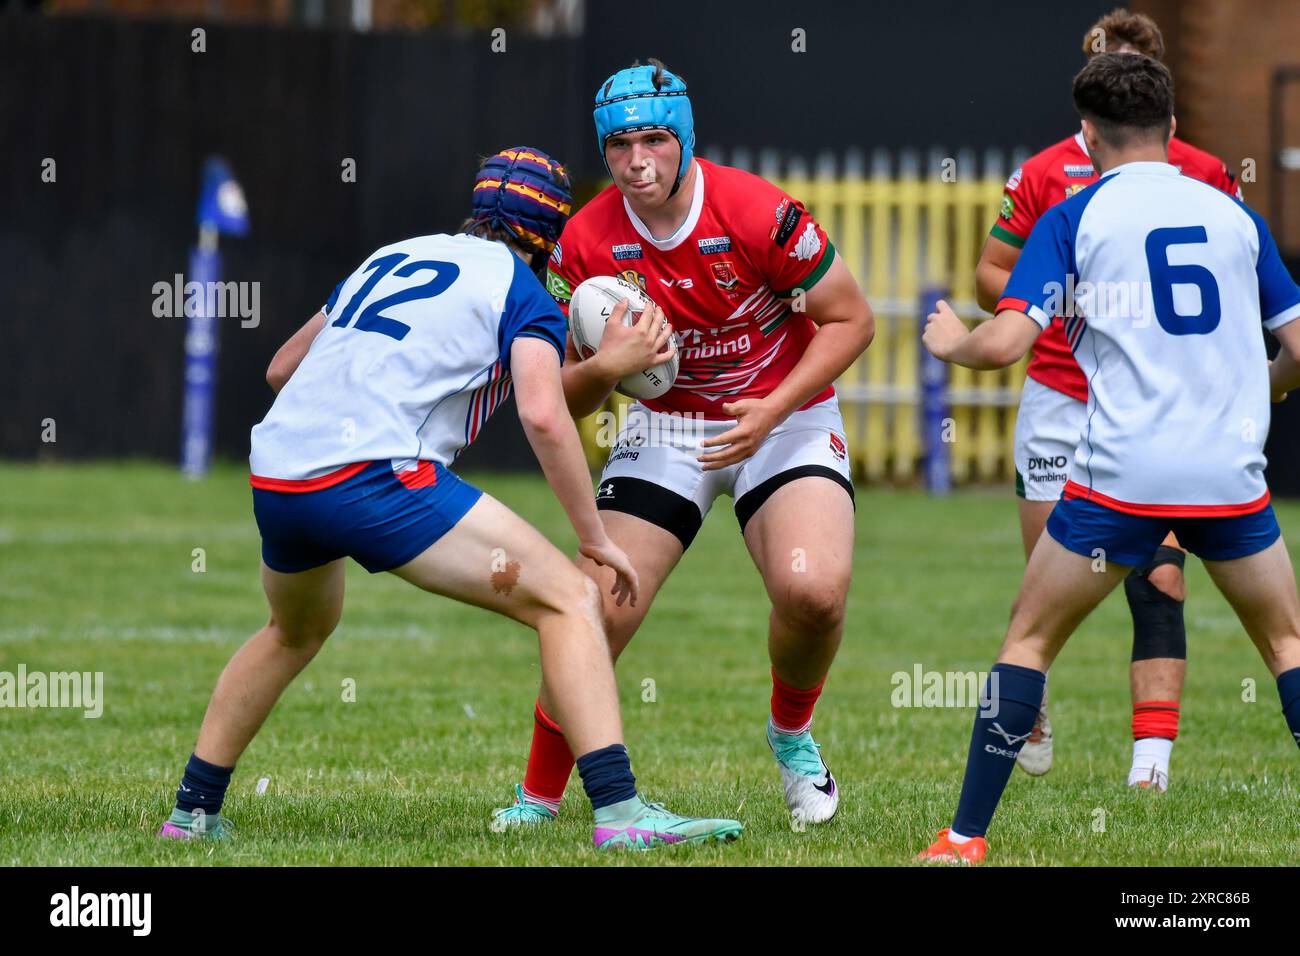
[
  {"xmin": 575, "ymin": 743, "xmax": 638, "ymax": 811},
  {"xmin": 175, "ymin": 752, "xmax": 234, "ymax": 815},
  {"xmin": 1277, "ymin": 667, "xmax": 1300, "ymax": 750},
  {"xmin": 951, "ymin": 663, "xmax": 1046, "ymax": 838}
]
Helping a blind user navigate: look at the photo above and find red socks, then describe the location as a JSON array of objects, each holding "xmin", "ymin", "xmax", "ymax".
[
  {"xmin": 770, "ymin": 668, "xmax": 825, "ymax": 734},
  {"xmin": 522, "ymin": 698, "xmax": 574, "ymax": 810},
  {"xmin": 1132, "ymin": 699, "xmax": 1180, "ymax": 740}
]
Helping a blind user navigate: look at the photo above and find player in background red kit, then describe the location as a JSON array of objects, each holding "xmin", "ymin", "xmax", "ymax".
[
  {"xmin": 493, "ymin": 58, "xmax": 875, "ymax": 827},
  {"xmin": 975, "ymin": 9, "xmax": 1242, "ymax": 789}
]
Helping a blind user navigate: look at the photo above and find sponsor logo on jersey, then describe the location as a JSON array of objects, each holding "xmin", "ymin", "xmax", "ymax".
[
  {"xmin": 658, "ymin": 277, "xmax": 695, "ymax": 289},
  {"xmin": 678, "ymin": 326, "xmax": 752, "ymax": 361},
  {"xmin": 1005, "ymin": 166, "xmax": 1023, "ymax": 191},
  {"xmin": 697, "ymin": 235, "xmax": 732, "ymax": 255},
  {"xmin": 612, "ymin": 242, "xmax": 643, "ymax": 261},
  {"xmin": 772, "ymin": 199, "xmax": 803, "ymax": 246},
  {"xmin": 1064, "ymin": 164, "xmax": 1094, "ymax": 178},
  {"xmin": 1064, "ymin": 184, "xmax": 1086, "ymax": 198},
  {"xmin": 550, "ymin": 242, "xmax": 562, "ymax": 266},
  {"xmin": 596, "ymin": 481, "xmax": 616, "ymax": 500},
  {"xmin": 999, "ymin": 194, "xmax": 1015, "ymax": 221},
  {"xmin": 545, "ymin": 269, "xmax": 572, "ymax": 301},
  {"xmin": 790, "ymin": 221, "xmax": 822, "ymax": 261},
  {"xmin": 829, "ymin": 432, "xmax": 847, "ymax": 461},
  {"xmin": 619, "ymin": 269, "xmax": 649, "ymax": 294},
  {"xmin": 711, "ymin": 260, "xmax": 739, "ymax": 291}
]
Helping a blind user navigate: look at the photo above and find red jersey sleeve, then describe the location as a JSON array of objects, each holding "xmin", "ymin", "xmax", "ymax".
[
  {"xmin": 745, "ymin": 181, "xmax": 836, "ymax": 298},
  {"xmin": 990, "ymin": 163, "xmax": 1040, "ymax": 249}
]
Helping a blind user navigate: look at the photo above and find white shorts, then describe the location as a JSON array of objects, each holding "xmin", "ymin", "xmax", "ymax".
[
  {"xmin": 1013, "ymin": 377, "xmax": 1085, "ymax": 502},
  {"xmin": 596, "ymin": 395, "xmax": 855, "ymax": 549}
]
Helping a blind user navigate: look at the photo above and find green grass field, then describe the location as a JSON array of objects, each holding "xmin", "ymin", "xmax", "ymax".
[{"xmin": 2, "ymin": 461, "xmax": 1298, "ymax": 866}]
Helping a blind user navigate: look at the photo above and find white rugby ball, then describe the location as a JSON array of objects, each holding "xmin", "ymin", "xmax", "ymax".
[{"xmin": 568, "ymin": 274, "xmax": 679, "ymax": 400}]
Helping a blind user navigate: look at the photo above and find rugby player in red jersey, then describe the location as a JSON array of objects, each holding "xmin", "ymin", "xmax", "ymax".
[
  {"xmin": 493, "ymin": 58, "xmax": 875, "ymax": 827},
  {"xmin": 975, "ymin": 9, "xmax": 1241, "ymax": 790}
]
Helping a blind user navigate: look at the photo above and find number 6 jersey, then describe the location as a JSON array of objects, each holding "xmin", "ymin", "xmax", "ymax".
[{"xmin": 997, "ymin": 161, "xmax": 1300, "ymax": 515}]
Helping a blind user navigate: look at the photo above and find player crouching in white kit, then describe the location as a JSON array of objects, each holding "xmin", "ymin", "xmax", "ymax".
[
  {"xmin": 917, "ymin": 54, "xmax": 1300, "ymax": 863},
  {"xmin": 157, "ymin": 147, "xmax": 742, "ymax": 851},
  {"xmin": 494, "ymin": 60, "xmax": 875, "ymax": 828}
]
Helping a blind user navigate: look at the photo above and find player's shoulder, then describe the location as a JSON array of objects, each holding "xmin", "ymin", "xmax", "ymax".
[
  {"xmin": 1168, "ymin": 136, "xmax": 1232, "ymax": 181},
  {"xmin": 555, "ymin": 183, "xmax": 625, "ymax": 262},
  {"xmin": 696, "ymin": 158, "xmax": 802, "ymax": 244},
  {"xmin": 1020, "ymin": 133, "xmax": 1088, "ymax": 177}
]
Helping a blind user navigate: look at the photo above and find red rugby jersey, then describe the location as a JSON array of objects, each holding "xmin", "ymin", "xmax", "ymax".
[
  {"xmin": 545, "ymin": 158, "xmax": 837, "ymax": 417},
  {"xmin": 991, "ymin": 131, "xmax": 1240, "ymax": 401}
]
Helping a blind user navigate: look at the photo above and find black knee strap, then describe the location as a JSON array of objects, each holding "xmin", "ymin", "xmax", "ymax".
[{"xmin": 1126, "ymin": 547, "xmax": 1187, "ymax": 662}]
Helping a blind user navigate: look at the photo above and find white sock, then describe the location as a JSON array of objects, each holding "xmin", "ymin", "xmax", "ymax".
[
  {"xmin": 947, "ymin": 829, "xmax": 973, "ymax": 844},
  {"xmin": 1129, "ymin": 737, "xmax": 1173, "ymax": 781}
]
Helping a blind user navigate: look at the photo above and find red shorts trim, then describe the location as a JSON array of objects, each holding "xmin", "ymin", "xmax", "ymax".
[
  {"xmin": 395, "ymin": 460, "xmax": 438, "ymax": 489},
  {"xmin": 1062, "ymin": 480, "xmax": 1271, "ymax": 518},
  {"xmin": 249, "ymin": 460, "xmax": 372, "ymax": 493}
]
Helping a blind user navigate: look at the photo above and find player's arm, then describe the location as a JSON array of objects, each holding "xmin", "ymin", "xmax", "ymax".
[
  {"xmin": 977, "ymin": 167, "xmax": 1036, "ymax": 313},
  {"xmin": 511, "ymin": 337, "xmax": 638, "ymax": 605},
  {"xmin": 1250, "ymin": 205, "xmax": 1300, "ymax": 401},
  {"xmin": 763, "ymin": 252, "xmax": 874, "ymax": 419},
  {"xmin": 559, "ymin": 301, "xmax": 674, "ymax": 418},
  {"xmin": 927, "ymin": 202, "xmax": 1067, "ymax": 369},
  {"xmin": 700, "ymin": 252, "xmax": 873, "ymax": 471},
  {"xmin": 1269, "ymin": 321, "xmax": 1300, "ymax": 401},
  {"xmin": 266, "ymin": 311, "xmax": 326, "ymax": 393},
  {"xmin": 922, "ymin": 300, "xmax": 1042, "ymax": 369},
  {"xmin": 975, "ymin": 234, "xmax": 1022, "ymax": 314}
]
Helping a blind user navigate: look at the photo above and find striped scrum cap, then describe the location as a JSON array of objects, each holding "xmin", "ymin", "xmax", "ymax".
[{"xmin": 469, "ymin": 147, "xmax": 572, "ymax": 255}]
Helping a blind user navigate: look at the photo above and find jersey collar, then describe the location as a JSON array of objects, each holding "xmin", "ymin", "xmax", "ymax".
[
  {"xmin": 622, "ymin": 160, "xmax": 705, "ymax": 251},
  {"xmin": 1100, "ymin": 160, "xmax": 1181, "ymax": 178}
]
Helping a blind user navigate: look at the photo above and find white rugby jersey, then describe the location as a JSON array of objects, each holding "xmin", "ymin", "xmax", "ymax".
[
  {"xmin": 250, "ymin": 234, "xmax": 565, "ymax": 488},
  {"xmin": 998, "ymin": 161, "xmax": 1300, "ymax": 515}
]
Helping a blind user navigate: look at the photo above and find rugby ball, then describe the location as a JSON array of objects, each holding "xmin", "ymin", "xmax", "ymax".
[{"xmin": 568, "ymin": 275, "xmax": 679, "ymax": 400}]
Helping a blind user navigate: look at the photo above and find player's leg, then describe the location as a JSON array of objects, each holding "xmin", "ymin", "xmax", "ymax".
[
  {"xmin": 1185, "ymin": 511, "xmax": 1300, "ymax": 758},
  {"xmin": 920, "ymin": 498, "xmax": 1157, "ymax": 863},
  {"xmin": 1014, "ymin": 498, "xmax": 1057, "ymax": 775},
  {"xmin": 160, "ymin": 558, "xmax": 347, "ymax": 838},
  {"xmin": 389, "ymin": 485, "xmax": 740, "ymax": 848},
  {"xmin": 743, "ymin": 475, "xmax": 852, "ymax": 823},
  {"xmin": 1125, "ymin": 533, "xmax": 1188, "ymax": 791},
  {"xmin": 732, "ymin": 397, "xmax": 854, "ymax": 823},
  {"xmin": 494, "ymin": 404, "xmax": 715, "ymax": 822},
  {"xmin": 1010, "ymin": 378, "xmax": 1083, "ymax": 777},
  {"xmin": 498, "ymin": 511, "xmax": 684, "ymax": 821}
]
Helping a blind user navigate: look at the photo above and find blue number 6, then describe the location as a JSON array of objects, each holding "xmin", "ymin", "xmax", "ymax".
[{"xmin": 1144, "ymin": 226, "xmax": 1221, "ymax": 336}]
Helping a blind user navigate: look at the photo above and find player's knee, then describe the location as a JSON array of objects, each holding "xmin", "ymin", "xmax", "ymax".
[
  {"xmin": 1145, "ymin": 562, "xmax": 1186, "ymax": 602},
  {"xmin": 1126, "ymin": 549, "xmax": 1187, "ymax": 662},
  {"xmin": 267, "ymin": 615, "xmax": 337, "ymax": 651},
  {"xmin": 776, "ymin": 581, "xmax": 846, "ymax": 636}
]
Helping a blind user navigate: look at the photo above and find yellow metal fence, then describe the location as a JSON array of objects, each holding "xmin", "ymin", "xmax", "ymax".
[{"xmin": 579, "ymin": 151, "xmax": 1030, "ymax": 485}]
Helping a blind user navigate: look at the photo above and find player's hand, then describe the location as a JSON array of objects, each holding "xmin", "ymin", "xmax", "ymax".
[
  {"xmin": 593, "ymin": 301, "xmax": 676, "ymax": 381},
  {"xmin": 697, "ymin": 398, "xmax": 781, "ymax": 471},
  {"xmin": 922, "ymin": 299, "xmax": 969, "ymax": 363},
  {"xmin": 578, "ymin": 536, "xmax": 640, "ymax": 608}
]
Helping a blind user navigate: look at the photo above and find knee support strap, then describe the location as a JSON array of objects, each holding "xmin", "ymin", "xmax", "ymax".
[{"xmin": 1127, "ymin": 546, "xmax": 1187, "ymax": 662}]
